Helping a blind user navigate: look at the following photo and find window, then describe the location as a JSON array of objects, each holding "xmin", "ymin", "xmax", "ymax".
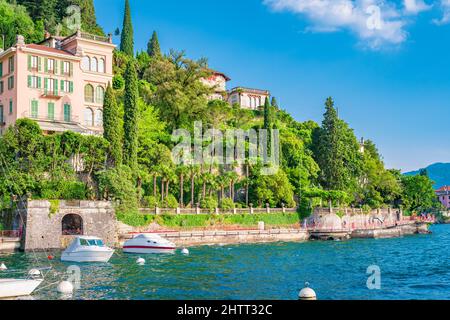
[
  {"xmin": 94, "ymin": 109, "xmax": 103, "ymax": 127},
  {"xmin": 63, "ymin": 104, "xmax": 71, "ymax": 122},
  {"xmin": 28, "ymin": 76, "xmax": 40, "ymax": 88},
  {"xmin": 9, "ymin": 99, "xmax": 12, "ymax": 114},
  {"xmin": 48, "ymin": 102, "xmax": 55, "ymax": 120},
  {"xmin": 0, "ymin": 105, "xmax": 3, "ymax": 124},
  {"xmin": 82, "ymin": 56, "xmax": 90, "ymax": 71},
  {"xmin": 90, "ymin": 57, "xmax": 98, "ymax": 72},
  {"xmin": 95, "ymin": 86, "xmax": 105, "ymax": 104},
  {"xmin": 84, "ymin": 84, "xmax": 94, "ymax": 103},
  {"xmin": 0, "ymin": 81, "xmax": 3, "ymax": 94},
  {"xmin": 84, "ymin": 107, "xmax": 94, "ymax": 126},
  {"xmin": 8, "ymin": 57, "xmax": 14, "ymax": 73},
  {"xmin": 63, "ymin": 61, "xmax": 70, "ymax": 74},
  {"xmin": 47, "ymin": 58, "xmax": 54, "ymax": 72},
  {"xmin": 98, "ymin": 58, "xmax": 105, "ymax": 73},
  {"xmin": 30, "ymin": 56, "xmax": 38, "ymax": 70},
  {"xmin": 0, "ymin": 62, "xmax": 3, "ymax": 77},
  {"xmin": 8, "ymin": 76, "xmax": 13, "ymax": 90},
  {"xmin": 31, "ymin": 100, "xmax": 38, "ymax": 118}
]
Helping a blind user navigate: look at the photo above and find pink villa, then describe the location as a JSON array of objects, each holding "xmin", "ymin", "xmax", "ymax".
[
  {"xmin": 0, "ymin": 30, "xmax": 115, "ymax": 136},
  {"xmin": 436, "ymin": 186, "xmax": 450, "ymax": 209}
]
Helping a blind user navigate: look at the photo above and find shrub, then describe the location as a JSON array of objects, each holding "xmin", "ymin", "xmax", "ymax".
[
  {"xmin": 144, "ymin": 195, "xmax": 160, "ymax": 208},
  {"xmin": 200, "ymin": 196, "xmax": 218, "ymax": 212},
  {"xmin": 220, "ymin": 198, "xmax": 235, "ymax": 210},
  {"xmin": 38, "ymin": 180, "xmax": 88, "ymax": 200},
  {"xmin": 164, "ymin": 194, "xmax": 179, "ymax": 209},
  {"xmin": 112, "ymin": 74, "xmax": 125, "ymax": 90}
]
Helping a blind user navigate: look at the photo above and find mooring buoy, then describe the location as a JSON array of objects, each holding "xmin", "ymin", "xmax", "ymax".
[
  {"xmin": 298, "ymin": 282, "xmax": 317, "ymax": 300},
  {"xmin": 136, "ymin": 257, "xmax": 146, "ymax": 265},
  {"xmin": 0, "ymin": 263, "xmax": 7, "ymax": 271},
  {"xmin": 181, "ymin": 248, "xmax": 189, "ymax": 255}
]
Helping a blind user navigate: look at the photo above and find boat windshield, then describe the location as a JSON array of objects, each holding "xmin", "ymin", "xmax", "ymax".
[{"xmin": 79, "ymin": 239, "xmax": 104, "ymax": 247}]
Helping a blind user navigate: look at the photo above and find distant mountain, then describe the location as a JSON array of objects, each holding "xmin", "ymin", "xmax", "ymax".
[{"xmin": 404, "ymin": 163, "xmax": 450, "ymax": 189}]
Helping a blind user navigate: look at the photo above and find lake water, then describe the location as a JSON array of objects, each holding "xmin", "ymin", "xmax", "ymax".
[{"xmin": 1, "ymin": 225, "xmax": 449, "ymax": 300}]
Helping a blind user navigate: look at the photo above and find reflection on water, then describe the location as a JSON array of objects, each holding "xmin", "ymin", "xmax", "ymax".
[{"xmin": 1, "ymin": 225, "xmax": 449, "ymax": 300}]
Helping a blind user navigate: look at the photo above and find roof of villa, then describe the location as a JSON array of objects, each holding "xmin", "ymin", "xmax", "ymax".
[
  {"xmin": 25, "ymin": 44, "xmax": 75, "ymax": 56},
  {"xmin": 436, "ymin": 186, "xmax": 450, "ymax": 193}
]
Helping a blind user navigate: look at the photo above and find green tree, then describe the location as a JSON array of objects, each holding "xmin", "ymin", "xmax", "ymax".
[
  {"xmin": 313, "ymin": 97, "xmax": 362, "ymax": 195},
  {"xmin": 263, "ymin": 97, "xmax": 272, "ymax": 130},
  {"xmin": 401, "ymin": 174, "xmax": 438, "ymax": 213},
  {"xmin": 271, "ymin": 97, "xmax": 278, "ymax": 109},
  {"xmin": 147, "ymin": 30, "xmax": 161, "ymax": 58},
  {"xmin": 120, "ymin": 0, "xmax": 134, "ymax": 56},
  {"xmin": 123, "ymin": 60, "xmax": 139, "ymax": 171},
  {"xmin": 103, "ymin": 84, "xmax": 123, "ymax": 166}
]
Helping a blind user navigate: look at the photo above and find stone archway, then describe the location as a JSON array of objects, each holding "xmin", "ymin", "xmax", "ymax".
[{"xmin": 62, "ymin": 214, "xmax": 84, "ymax": 236}]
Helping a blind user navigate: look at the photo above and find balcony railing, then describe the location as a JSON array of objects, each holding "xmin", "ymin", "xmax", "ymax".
[
  {"xmin": 22, "ymin": 111, "xmax": 79, "ymax": 124},
  {"xmin": 80, "ymin": 32, "xmax": 112, "ymax": 44},
  {"xmin": 41, "ymin": 89, "xmax": 62, "ymax": 99}
]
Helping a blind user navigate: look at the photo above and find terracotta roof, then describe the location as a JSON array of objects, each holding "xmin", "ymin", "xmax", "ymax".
[
  {"xmin": 210, "ymin": 70, "xmax": 231, "ymax": 81},
  {"xmin": 25, "ymin": 44, "xmax": 74, "ymax": 56},
  {"xmin": 436, "ymin": 186, "xmax": 450, "ymax": 192}
]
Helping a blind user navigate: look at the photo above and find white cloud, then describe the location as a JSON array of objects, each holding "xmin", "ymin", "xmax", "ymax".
[
  {"xmin": 404, "ymin": 0, "xmax": 432, "ymax": 15},
  {"xmin": 433, "ymin": 0, "xmax": 450, "ymax": 24},
  {"xmin": 263, "ymin": 0, "xmax": 409, "ymax": 49}
]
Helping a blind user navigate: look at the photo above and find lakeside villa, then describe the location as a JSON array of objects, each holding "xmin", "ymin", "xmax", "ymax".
[
  {"xmin": 0, "ymin": 31, "xmax": 115, "ymax": 136},
  {"xmin": 436, "ymin": 186, "xmax": 450, "ymax": 209}
]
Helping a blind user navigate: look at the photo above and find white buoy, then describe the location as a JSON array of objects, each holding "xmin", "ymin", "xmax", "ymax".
[
  {"xmin": 28, "ymin": 269, "xmax": 41, "ymax": 277},
  {"xmin": 0, "ymin": 263, "xmax": 7, "ymax": 271},
  {"xmin": 136, "ymin": 257, "xmax": 146, "ymax": 265},
  {"xmin": 298, "ymin": 283, "xmax": 317, "ymax": 301},
  {"xmin": 181, "ymin": 248, "xmax": 189, "ymax": 255},
  {"xmin": 57, "ymin": 281, "xmax": 74, "ymax": 294}
]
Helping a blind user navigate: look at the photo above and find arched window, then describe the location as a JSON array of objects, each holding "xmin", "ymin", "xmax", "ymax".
[
  {"xmin": 62, "ymin": 214, "xmax": 83, "ymax": 236},
  {"xmin": 96, "ymin": 86, "xmax": 105, "ymax": 104},
  {"xmin": 84, "ymin": 84, "xmax": 94, "ymax": 103},
  {"xmin": 90, "ymin": 57, "xmax": 98, "ymax": 72},
  {"xmin": 82, "ymin": 56, "xmax": 90, "ymax": 71},
  {"xmin": 94, "ymin": 109, "xmax": 103, "ymax": 127},
  {"xmin": 98, "ymin": 58, "xmax": 105, "ymax": 73},
  {"xmin": 84, "ymin": 107, "xmax": 94, "ymax": 126}
]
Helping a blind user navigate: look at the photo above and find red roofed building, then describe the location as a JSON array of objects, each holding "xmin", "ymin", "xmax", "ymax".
[{"xmin": 436, "ymin": 186, "xmax": 450, "ymax": 209}]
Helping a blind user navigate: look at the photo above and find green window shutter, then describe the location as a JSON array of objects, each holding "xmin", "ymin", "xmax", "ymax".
[
  {"xmin": 27, "ymin": 75, "xmax": 31, "ymax": 88},
  {"xmin": 69, "ymin": 62, "xmax": 73, "ymax": 76},
  {"xmin": 9, "ymin": 99, "xmax": 13, "ymax": 114},
  {"xmin": 37, "ymin": 77, "xmax": 41, "ymax": 89},
  {"xmin": 54, "ymin": 79, "xmax": 58, "ymax": 95},
  {"xmin": 69, "ymin": 81, "xmax": 73, "ymax": 93},
  {"xmin": 0, "ymin": 62, "xmax": 3, "ymax": 77},
  {"xmin": 54, "ymin": 60, "xmax": 58, "ymax": 74},
  {"xmin": 64, "ymin": 104, "xmax": 71, "ymax": 122},
  {"xmin": 31, "ymin": 100, "xmax": 38, "ymax": 118},
  {"xmin": 48, "ymin": 103, "xmax": 55, "ymax": 120},
  {"xmin": 38, "ymin": 57, "xmax": 42, "ymax": 72},
  {"xmin": 60, "ymin": 80, "xmax": 64, "ymax": 92},
  {"xmin": 0, "ymin": 105, "xmax": 3, "ymax": 124},
  {"xmin": 27, "ymin": 55, "xmax": 31, "ymax": 70},
  {"xmin": 61, "ymin": 61, "xmax": 64, "ymax": 74},
  {"xmin": 44, "ymin": 58, "xmax": 48, "ymax": 73},
  {"xmin": 44, "ymin": 78, "xmax": 48, "ymax": 95}
]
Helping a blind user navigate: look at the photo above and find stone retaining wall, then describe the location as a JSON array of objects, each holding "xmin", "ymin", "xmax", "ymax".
[{"xmin": 22, "ymin": 200, "xmax": 117, "ymax": 251}]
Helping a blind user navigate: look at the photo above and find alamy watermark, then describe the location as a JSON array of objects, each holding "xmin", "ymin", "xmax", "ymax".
[
  {"xmin": 171, "ymin": 122, "xmax": 280, "ymax": 176},
  {"xmin": 366, "ymin": 265, "xmax": 381, "ymax": 290}
]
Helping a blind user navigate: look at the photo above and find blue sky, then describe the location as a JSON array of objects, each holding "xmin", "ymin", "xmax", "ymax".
[{"xmin": 93, "ymin": 0, "xmax": 450, "ymax": 172}]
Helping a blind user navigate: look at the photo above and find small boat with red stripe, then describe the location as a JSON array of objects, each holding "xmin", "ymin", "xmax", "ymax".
[{"xmin": 123, "ymin": 234, "xmax": 177, "ymax": 254}]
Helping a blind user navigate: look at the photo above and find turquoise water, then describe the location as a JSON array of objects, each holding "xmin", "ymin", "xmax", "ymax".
[{"xmin": 1, "ymin": 225, "xmax": 449, "ymax": 300}]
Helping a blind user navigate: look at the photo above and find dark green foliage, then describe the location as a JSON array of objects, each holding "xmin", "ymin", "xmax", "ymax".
[
  {"xmin": 123, "ymin": 60, "xmax": 139, "ymax": 171},
  {"xmin": 120, "ymin": 0, "xmax": 134, "ymax": 56},
  {"xmin": 103, "ymin": 84, "xmax": 123, "ymax": 166},
  {"xmin": 147, "ymin": 31, "xmax": 161, "ymax": 58}
]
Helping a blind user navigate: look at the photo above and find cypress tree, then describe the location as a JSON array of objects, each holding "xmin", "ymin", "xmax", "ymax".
[
  {"xmin": 263, "ymin": 97, "xmax": 272, "ymax": 130},
  {"xmin": 103, "ymin": 84, "xmax": 123, "ymax": 167},
  {"xmin": 120, "ymin": 0, "xmax": 134, "ymax": 56},
  {"xmin": 147, "ymin": 31, "xmax": 161, "ymax": 58},
  {"xmin": 123, "ymin": 60, "xmax": 138, "ymax": 171},
  {"xmin": 271, "ymin": 97, "xmax": 278, "ymax": 109}
]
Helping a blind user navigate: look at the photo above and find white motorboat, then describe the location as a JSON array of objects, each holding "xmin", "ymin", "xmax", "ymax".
[
  {"xmin": 61, "ymin": 236, "xmax": 114, "ymax": 263},
  {"xmin": 0, "ymin": 275, "xmax": 43, "ymax": 299},
  {"xmin": 123, "ymin": 233, "xmax": 176, "ymax": 254}
]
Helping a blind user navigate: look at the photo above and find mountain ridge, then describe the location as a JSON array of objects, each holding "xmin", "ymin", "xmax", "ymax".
[{"xmin": 404, "ymin": 163, "xmax": 450, "ymax": 189}]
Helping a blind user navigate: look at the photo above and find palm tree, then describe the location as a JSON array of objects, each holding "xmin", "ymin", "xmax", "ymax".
[
  {"xmin": 176, "ymin": 165, "xmax": 189, "ymax": 207},
  {"xmin": 189, "ymin": 165, "xmax": 199, "ymax": 207}
]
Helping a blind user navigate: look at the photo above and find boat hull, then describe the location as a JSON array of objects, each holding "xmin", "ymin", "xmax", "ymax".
[
  {"xmin": 61, "ymin": 250, "xmax": 114, "ymax": 263},
  {"xmin": 0, "ymin": 279, "xmax": 43, "ymax": 299},
  {"xmin": 123, "ymin": 246, "xmax": 176, "ymax": 254}
]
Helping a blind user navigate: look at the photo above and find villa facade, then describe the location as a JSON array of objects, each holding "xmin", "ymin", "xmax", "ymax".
[
  {"xmin": 0, "ymin": 31, "xmax": 115, "ymax": 136},
  {"xmin": 227, "ymin": 87, "xmax": 270, "ymax": 110},
  {"xmin": 436, "ymin": 186, "xmax": 450, "ymax": 209},
  {"xmin": 201, "ymin": 70, "xmax": 230, "ymax": 101}
]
